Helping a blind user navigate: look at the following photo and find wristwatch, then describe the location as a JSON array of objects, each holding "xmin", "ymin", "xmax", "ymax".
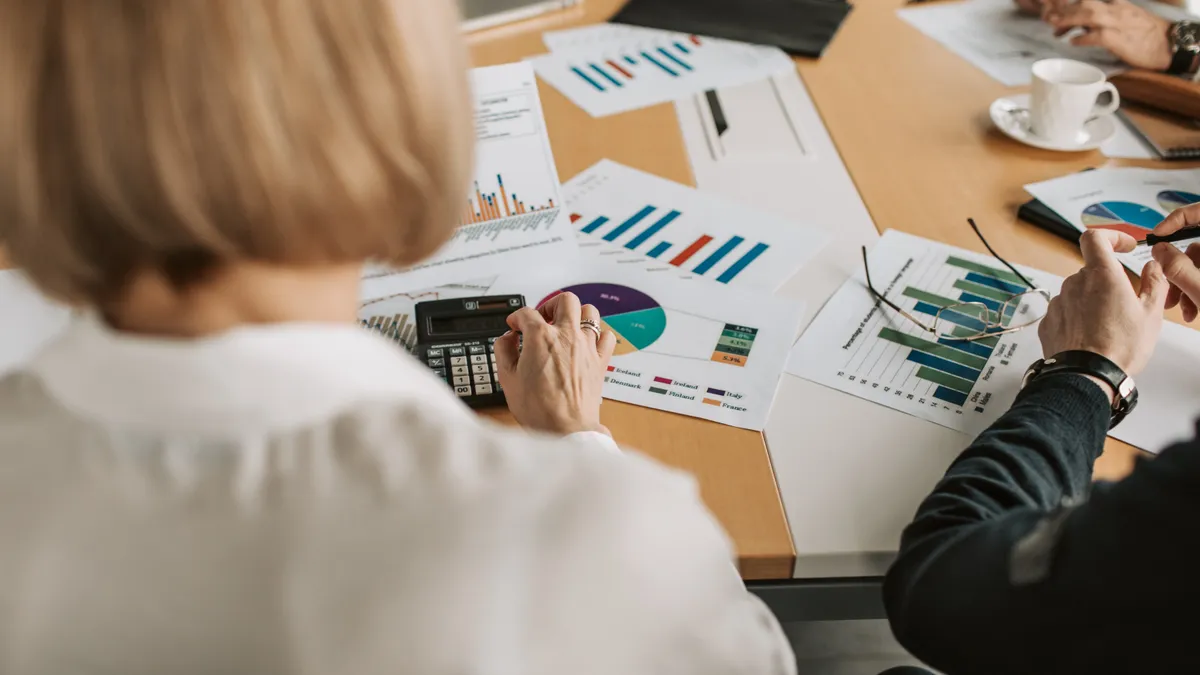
[
  {"xmin": 1021, "ymin": 351, "xmax": 1138, "ymax": 429},
  {"xmin": 1167, "ymin": 20, "xmax": 1200, "ymax": 79}
]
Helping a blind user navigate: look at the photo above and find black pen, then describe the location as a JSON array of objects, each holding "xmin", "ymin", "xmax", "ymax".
[{"xmin": 1141, "ymin": 228, "xmax": 1200, "ymax": 246}]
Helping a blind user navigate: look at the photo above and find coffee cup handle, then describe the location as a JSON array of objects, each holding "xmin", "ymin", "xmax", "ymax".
[{"xmin": 1094, "ymin": 83, "xmax": 1121, "ymax": 117}]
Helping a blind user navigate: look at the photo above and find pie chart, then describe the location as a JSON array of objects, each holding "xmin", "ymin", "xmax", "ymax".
[
  {"xmin": 539, "ymin": 283, "xmax": 666, "ymax": 356},
  {"xmin": 1080, "ymin": 201, "xmax": 1163, "ymax": 239},
  {"xmin": 1158, "ymin": 190, "xmax": 1200, "ymax": 213}
]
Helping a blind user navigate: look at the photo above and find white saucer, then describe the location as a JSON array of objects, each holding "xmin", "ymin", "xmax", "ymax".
[{"xmin": 990, "ymin": 94, "xmax": 1117, "ymax": 152}]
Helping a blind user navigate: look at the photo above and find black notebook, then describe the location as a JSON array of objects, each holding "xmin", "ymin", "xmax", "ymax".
[
  {"xmin": 1018, "ymin": 197, "xmax": 1082, "ymax": 245},
  {"xmin": 611, "ymin": 0, "xmax": 852, "ymax": 58}
]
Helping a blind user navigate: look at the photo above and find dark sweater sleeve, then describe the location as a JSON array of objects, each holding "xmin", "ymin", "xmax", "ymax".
[{"xmin": 884, "ymin": 373, "xmax": 1200, "ymax": 675}]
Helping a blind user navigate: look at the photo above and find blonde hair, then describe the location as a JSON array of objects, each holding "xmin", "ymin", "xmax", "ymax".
[{"xmin": 0, "ymin": 0, "xmax": 473, "ymax": 303}]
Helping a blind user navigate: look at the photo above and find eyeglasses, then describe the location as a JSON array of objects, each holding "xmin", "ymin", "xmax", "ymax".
[{"xmin": 862, "ymin": 219, "xmax": 1052, "ymax": 342}]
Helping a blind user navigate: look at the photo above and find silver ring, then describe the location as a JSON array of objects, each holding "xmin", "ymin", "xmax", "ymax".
[{"xmin": 580, "ymin": 319, "xmax": 602, "ymax": 342}]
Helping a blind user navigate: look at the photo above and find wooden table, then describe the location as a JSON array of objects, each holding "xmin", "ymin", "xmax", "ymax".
[
  {"xmin": 468, "ymin": 0, "xmax": 1187, "ymax": 580},
  {"xmin": 0, "ymin": 0, "xmax": 1177, "ymax": 585}
]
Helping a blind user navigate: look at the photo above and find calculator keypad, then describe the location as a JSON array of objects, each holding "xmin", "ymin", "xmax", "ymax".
[{"xmin": 424, "ymin": 339, "xmax": 504, "ymax": 404}]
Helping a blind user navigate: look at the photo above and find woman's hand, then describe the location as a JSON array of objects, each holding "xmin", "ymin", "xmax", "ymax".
[
  {"xmin": 1152, "ymin": 203, "xmax": 1200, "ymax": 322},
  {"xmin": 1046, "ymin": 0, "xmax": 1173, "ymax": 71},
  {"xmin": 494, "ymin": 292, "xmax": 617, "ymax": 436}
]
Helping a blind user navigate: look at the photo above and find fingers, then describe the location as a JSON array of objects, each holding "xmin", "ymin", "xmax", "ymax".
[
  {"xmin": 1152, "ymin": 243, "xmax": 1200, "ymax": 322},
  {"xmin": 1184, "ymin": 294, "xmax": 1199, "ymax": 323},
  {"xmin": 507, "ymin": 306, "xmax": 549, "ymax": 335},
  {"xmin": 1079, "ymin": 229, "xmax": 1134, "ymax": 272},
  {"xmin": 493, "ymin": 330, "xmax": 521, "ymax": 375},
  {"xmin": 538, "ymin": 292, "xmax": 582, "ymax": 327},
  {"xmin": 1138, "ymin": 260, "xmax": 1168, "ymax": 311},
  {"xmin": 597, "ymin": 329, "xmax": 617, "ymax": 364},
  {"xmin": 1154, "ymin": 204, "xmax": 1200, "ymax": 237},
  {"xmin": 1047, "ymin": 0, "xmax": 1114, "ymax": 28}
]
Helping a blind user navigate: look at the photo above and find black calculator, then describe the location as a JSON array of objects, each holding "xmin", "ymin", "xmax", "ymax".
[{"xmin": 414, "ymin": 295, "xmax": 525, "ymax": 408}]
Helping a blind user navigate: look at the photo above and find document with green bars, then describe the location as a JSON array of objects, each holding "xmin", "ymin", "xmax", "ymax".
[{"xmin": 787, "ymin": 230, "xmax": 1063, "ymax": 435}]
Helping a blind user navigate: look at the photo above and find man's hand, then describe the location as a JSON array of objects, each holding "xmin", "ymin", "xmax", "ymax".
[
  {"xmin": 1038, "ymin": 230, "xmax": 1168, "ymax": 377},
  {"xmin": 1014, "ymin": 0, "xmax": 1043, "ymax": 16},
  {"xmin": 1151, "ymin": 203, "xmax": 1200, "ymax": 322},
  {"xmin": 1046, "ymin": 0, "xmax": 1173, "ymax": 71}
]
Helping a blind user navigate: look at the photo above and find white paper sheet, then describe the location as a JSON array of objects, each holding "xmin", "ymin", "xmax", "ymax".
[
  {"xmin": 1113, "ymin": 321, "xmax": 1200, "ymax": 454},
  {"xmin": 1103, "ymin": 115, "xmax": 1158, "ymax": 160},
  {"xmin": 563, "ymin": 159, "xmax": 830, "ymax": 291},
  {"xmin": 361, "ymin": 63, "xmax": 578, "ymax": 296},
  {"xmin": 532, "ymin": 24, "xmax": 795, "ymax": 118},
  {"xmin": 1024, "ymin": 167, "xmax": 1200, "ymax": 273},
  {"xmin": 491, "ymin": 257, "xmax": 806, "ymax": 430},
  {"xmin": 898, "ymin": 0, "xmax": 1191, "ymax": 87},
  {"xmin": 787, "ymin": 230, "xmax": 1063, "ymax": 436},
  {"xmin": 0, "ymin": 270, "xmax": 71, "ymax": 376}
]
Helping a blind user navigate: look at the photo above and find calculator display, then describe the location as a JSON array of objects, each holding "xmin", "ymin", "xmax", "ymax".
[
  {"xmin": 414, "ymin": 295, "xmax": 524, "ymax": 409},
  {"xmin": 430, "ymin": 313, "xmax": 510, "ymax": 336}
]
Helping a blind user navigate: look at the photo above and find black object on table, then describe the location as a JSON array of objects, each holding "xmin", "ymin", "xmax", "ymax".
[{"xmin": 611, "ymin": 0, "xmax": 852, "ymax": 58}]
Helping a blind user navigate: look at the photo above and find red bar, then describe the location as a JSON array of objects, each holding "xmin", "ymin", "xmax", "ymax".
[
  {"xmin": 653, "ymin": 376, "xmax": 672, "ymax": 385},
  {"xmin": 669, "ymin": 235, "xmax": 713, "ymax": 267},
  {"xmin": 607, "ymin": 59, "xmax": 634, "ymax": 79},
  {"xmin": 607, "ymin": 366, "xmax": 615, "ymax": 372},
  {"xmin": 570, "ymin": 213, "xmax": 582, "ymax": 223},
  {"xmin": 690, "ymin": 35, "xmax": 702, "ymax": 46}
]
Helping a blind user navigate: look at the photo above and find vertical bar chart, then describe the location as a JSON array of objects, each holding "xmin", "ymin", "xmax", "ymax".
[
  {"xmin": 563, "ymin": 160, "xmax": 824, "ymax": 291},
  {"xmin": 565, "ymin": 41, "xmax": 698, "ymax": 92},
  {"xmin": 574, "ymin": 203, "xmax": 774, "ymax": 285},
  {"xmin": 460, "ymin": 174, "xmax": 556, "ymax": 227}
]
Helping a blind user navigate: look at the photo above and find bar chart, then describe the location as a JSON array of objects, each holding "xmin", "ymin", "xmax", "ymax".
[
  {"xmin": 564, "ymin": 159, "xmax": 828, "ymax": 291},
  {"xmin": 533, "ymin": 24, "xmax": 795, "ymax": 117},
  {"xmin": 569, "ymin": 36, "xmax": 703, "ymax": 91},
  {"xmin": 789, "ymin": 230, "xmax": 1062, "ymax": 436}
]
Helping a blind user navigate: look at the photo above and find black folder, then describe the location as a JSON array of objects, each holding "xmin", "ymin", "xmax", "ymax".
[{"xmin": 611, "ymin": 0, "xmax": 852, "ymax": 58}]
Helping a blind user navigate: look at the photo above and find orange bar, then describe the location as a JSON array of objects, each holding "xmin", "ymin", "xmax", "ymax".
[
  {"xmin": 500, "ymin": 184, "xmax": 511, "ymax": 217},
  {"xmin": 711, "ymin": 352, "xmax": 747, "ymax": 367},
  {"xmin": 702, "ymin": 398, "xmax": 722, "ymax": 406}
]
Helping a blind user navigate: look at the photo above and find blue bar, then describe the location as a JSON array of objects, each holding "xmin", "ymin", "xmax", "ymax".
[
  {"xmin": 965, "ymin": 272, "xmax": 1025, "ymax": 296},
  {"xmin": 603, "ymin": 206, "xmax": 657, "ymax": 242},
  {"xmin": 694, "ymin": 236, "xmax": 744, "ymax": 275},
  {"xmin": 623, "ymin": 55, "xmax": 637, "ymax": 65},
  {"xmin": 657, "ymin": 47, "xmax": 694, "ymax": 72},
  {"xmin": 674, "ymin": 41, "xmax": 691, "ymax": 54},
  {"xmin": 581, "ymin": 216, "xmax": 610, "ymax": 234},
  {"xmin": 589, "ymin": 63, "xmax": 623, "ymax": 88},
  {"xmin": 570, "ymin": 66, "xmax": 605, "ymax": 92},
  {"xmin": 717, "ymin": 243, "xmax": 769, "ymax": 284},
  {"xmin": 641, "ymin": 51, "xmax": 678, "ymax": 77},
  {"xmin": 907, "ymin": 351, "xmax": 982, "ymax": 382},
  {"xmin": 933, "ymin": 386, "xmax": 969, "ymax": 406},
  {"xmin": 912, "ymin": 302, "xmax": 988, "ymax": 332},
  {"xmin": 648, "ymin": 242, "xmax": 672, "ymax": 258},
  {"xmin": 626, "ymin": 209, "xmax": 681, "ymax": 250},
  {"xmin": 937, "ymin": 338, "xmax": 994, "ymax": 359}
]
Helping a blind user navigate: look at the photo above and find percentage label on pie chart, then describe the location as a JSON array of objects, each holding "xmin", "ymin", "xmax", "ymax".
[
  {"xmin": 539, "ymin": 283, "xmax": 667, "ymax": 356},
  {"xmin": 1080, "ymin": 201, "xmax": 1164, "ymax": 239}
]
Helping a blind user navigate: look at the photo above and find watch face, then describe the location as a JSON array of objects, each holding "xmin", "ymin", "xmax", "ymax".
[{"xmin": 1178, "ymin": 22, "xmax": 1200, "ymax": 48}]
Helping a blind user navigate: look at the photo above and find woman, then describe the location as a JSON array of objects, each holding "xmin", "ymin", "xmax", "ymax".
[{"xmin": 0, "ymin": 1, "xmax": 793, "ymax": 673}]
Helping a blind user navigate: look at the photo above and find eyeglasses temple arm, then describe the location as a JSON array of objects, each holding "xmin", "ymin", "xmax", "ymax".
[
  {"xmin": 862, "ymin": 246, "xmax": 918, "ymax": 318},
  {"xmin": 967, "ymin": 218, "xmax": 1039, "ymax": 290}
]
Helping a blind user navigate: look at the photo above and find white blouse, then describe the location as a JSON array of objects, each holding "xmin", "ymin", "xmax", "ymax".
[{"xmin": 0, "ymin": 317, "xmax": 795, "ymax": 674}]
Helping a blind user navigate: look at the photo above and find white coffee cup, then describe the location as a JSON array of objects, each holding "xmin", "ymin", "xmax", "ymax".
[{"xmin": 1029, "ymin": 59, "xmax": 1120, "ymax": 145}]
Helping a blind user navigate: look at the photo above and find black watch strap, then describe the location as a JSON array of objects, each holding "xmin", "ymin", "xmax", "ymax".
[
  {"xmin": 1169, "ymin": 47, "xmax": 1195, "ymax": 76},
  {"xmin": 1022, "ymin": 351, "xmax": 1138, "ymax": 429}
]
